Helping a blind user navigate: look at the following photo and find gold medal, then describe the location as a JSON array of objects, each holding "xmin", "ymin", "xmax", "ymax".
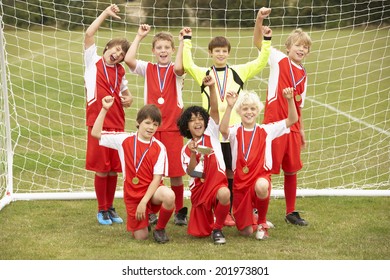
[
  {"xmin": 243, "ymin": 166, "xmax": 249, "ymax": 174},
  {"xmin": 295, "ymin": 94, "xmax": 302, "ymax": 102},
  {"xmin": 132, "ymin": 177, "xmax": 139, "ymax": 184}
]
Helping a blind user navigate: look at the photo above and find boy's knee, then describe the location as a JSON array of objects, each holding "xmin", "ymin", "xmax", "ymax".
[{"xmin": 217, "ymin": 187, "xmax": 231, "ymax": 205}]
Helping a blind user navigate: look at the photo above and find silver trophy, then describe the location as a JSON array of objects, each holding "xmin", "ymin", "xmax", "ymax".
[{"xmin": 190, "ymin": 145, "xmax": 213, "ymax": 178}]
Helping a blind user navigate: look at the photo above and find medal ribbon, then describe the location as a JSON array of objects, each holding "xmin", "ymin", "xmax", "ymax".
[
  {"xmin": 102, "ymin": 60, "xmax": 118, "ymax": 94},
  {"xmin": 157, "ymin": 62, "xmax": 171, "ymax": 93},
  {"xmin": 241, "ymin": 125, "xmax": 257, "ymax": 162},
  {"xmin": 133, "ymin": 133, "xmax": 153, "ymax": 174},
  {"xmin": 288, "ymin": 59, "xmax": 306, "ymax": 90},
  {"xmin": 212, "ymin": 66, "xmax": 228, "ymax": 102}
]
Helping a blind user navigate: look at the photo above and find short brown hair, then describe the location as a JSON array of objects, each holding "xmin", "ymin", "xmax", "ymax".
[
  {"xmin": 136, "ymin": 104, "xmax": 162, "ymax": 129},
  {"xmin": 152, "ymin": 32, "xmax": 175, "ymax": 49},
  {"xmin": 208, "ymin": 36, "xmax": 231, "ymax": 52}
]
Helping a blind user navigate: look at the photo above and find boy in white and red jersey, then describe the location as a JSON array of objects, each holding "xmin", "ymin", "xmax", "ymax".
[
  {"xmin": 178, "ymin": 76, "xmax": 230, "ymax": 245},
  {"xmin": 91, "ymin": 99, "xmax": 175, "ymax": 243},
  {"xmin": 84, "ymin": 4, "xmax": 133, "ymax": 225},
  {"xmin": 220, "ymin": 89, "xmax": 298, "ymax": 240},
  {"xmin": 254, "ymin": 28, "xmax": 312, "ymax": 226},
  {"xmin": 125, "ymin": 24, "xmax": 187, "ymax": 226}
]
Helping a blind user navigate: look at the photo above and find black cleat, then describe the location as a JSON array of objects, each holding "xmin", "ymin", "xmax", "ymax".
[
  {"xmin": 211, "ymin": 229, "xmax": 226, "ymax": 245},
  {"xmin": 285, "ymin": 211, "xmax": 308, "ymax": 226},
  {"xmin": 153, "ymin": 229, "xmax": 169, "ymax": 243},
  {"xmin": 174, "ymin": 207, "xmax": 188, "ymax": 226}
]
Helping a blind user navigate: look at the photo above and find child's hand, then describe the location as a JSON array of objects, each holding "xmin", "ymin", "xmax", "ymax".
[
  {"xmin": 202, "ymin": 75, "xmax": 215, "ymax": 87},
  {"xmin": 102, "ymin": 96, "xmax": 115, "ymax": 111},
  {"xmin": 225, "ymin": 91, "xmax": 238, "ymax": 107},
  {"xmin": 257, "ymin": 7, "xmax": 271, "ymax": 19},
  {"xmin": 282, "ymin": 87, "xmax": 294, "ymax": 100},
  {"xmin": 262, "ymin": 26, "xmax": 272, "ymax": 37},
  {"xmin": 104, "ymin": 4, "xmax": 121, "ymax": 20},
  {"xmin": 138, "ymin": 24, "xmax": 151, "ymax": 37},
  {"xmin": 188, "ymin": 138, "xmax": 198, "ymax": 154},
  {"xmin": 180, "ymin": 27, "xmax": 192, "ymax": 38},
  {"xmin": 120, "ymin": 95, "xmax": 133, "ymax": 108}
]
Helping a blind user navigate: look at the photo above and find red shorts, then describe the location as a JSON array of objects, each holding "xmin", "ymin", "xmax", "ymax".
[
  {"xmin": 154, "ymin": 130, "xmax": 185, "ymax": 177},
  {"xmin": 85, "ymin": 126, "xmax": 122, "ymax": 173},
  {"xmin": 126, "ymin": 200, "xmax": 161, "ymax": 232},
  {"xmin": 271, "ymin": 131, "xmax": 303, "ymax": 174},
  {"xmin": 187, "ymin": 185, "xmax": 224, "ymax": 237},
  {"xmin": 233, "ymin": 174, "xmax": 271, "ymax": 231}
]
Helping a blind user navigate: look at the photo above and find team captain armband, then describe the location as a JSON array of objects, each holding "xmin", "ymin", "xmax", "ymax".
[{"xmin": 183, "ymin": 35, "xmax": 192, "ymax": 40}]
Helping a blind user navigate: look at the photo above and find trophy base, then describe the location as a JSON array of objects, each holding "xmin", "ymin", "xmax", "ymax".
[{"xmin": 190, "ymin": 170, "xmax": 204, "ymax": 178}]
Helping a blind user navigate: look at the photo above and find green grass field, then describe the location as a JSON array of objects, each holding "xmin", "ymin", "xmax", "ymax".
[{"xmin": 1, "ymin": 26, "xmax": 389, "ymax": 262}]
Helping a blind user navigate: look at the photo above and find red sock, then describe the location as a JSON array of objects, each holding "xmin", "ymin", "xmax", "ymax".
[
  {"xmin": 171, "ymin": 184, "xmax": 184, "ymax": 213},
  {"xmin": 155, "ymin": 206, "xmax": 174, "ymax": 230},
  {"xmin": 255, "ymin": 186, "xmax": 271, "ymax": 225},
  {"xmin": 214, "ymin": 203, "xmax": 230, "ymax": 230},
  {"xmin": 284, "ymin": 174, "xmax": 297, "ymax": 214},
  {"xmin": 106, "ymin": 174, "xmax": 118, "ymax": 209},
  {"xmin": 94, "ymin": 175, "xmax": 107, "ymax": 211}
]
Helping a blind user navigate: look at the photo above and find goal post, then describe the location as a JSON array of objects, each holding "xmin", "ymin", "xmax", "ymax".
[
  {"xmin": 0, "ymin": 15, "xmax": 14, "ymax": 210},
  {"xmin": 0, "ymin": 0, "xmax": 389, "ymax": 211}
]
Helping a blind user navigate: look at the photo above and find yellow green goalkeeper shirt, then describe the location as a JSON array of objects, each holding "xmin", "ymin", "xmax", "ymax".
[{"xmin": 183, "ymin": 37, "xmax": 271, "ymax": 134}]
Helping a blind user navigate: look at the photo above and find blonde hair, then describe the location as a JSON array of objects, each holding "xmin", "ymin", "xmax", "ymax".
[
  {"xmin": 285, "ymin": 28, "xmax": 312, "ymax": 53},
  {"xmin": 234, "ymin": 90, "xmax": 264, "ymax": 114}
]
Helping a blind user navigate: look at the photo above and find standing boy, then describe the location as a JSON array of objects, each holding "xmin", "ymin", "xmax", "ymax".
[
  {"xmin": 125, "ymin": 24, "xmax": 187, "ymax": 226},
  {"xmin": 182, "ymin": 7, "xmax": 272, "ymax": 226},
  {"xmin": 178, "ymin": 76, "xmax": 230, "ymax": 245},
  {"xmin": 84, "ymin": 4, "xmax": 132, "ymax": 225},
  {"xmin": 91, "ymin": 99, "xmax": 175, "ymax": 243},
  {"xmin": 254, "ymin": 27, "xmax": 312, "ymax": 226},
  {"xmin": 219, "ymin": 88, "xmax": 298, "ymax": 239}
]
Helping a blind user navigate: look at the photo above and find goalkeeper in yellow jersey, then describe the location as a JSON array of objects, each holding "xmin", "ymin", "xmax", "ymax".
[{"xmin": 182, "ymin": 7, "xmax": 272, "ymax": 227}]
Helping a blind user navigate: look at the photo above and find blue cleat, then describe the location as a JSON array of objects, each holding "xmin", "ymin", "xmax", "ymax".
[
  {"xmin": 97, "ymin": 210, "xmax": 112, "ymax": 225},
  {"xmin": 107, "ymin": 207, "xmax": 123, "ymax": 224}
]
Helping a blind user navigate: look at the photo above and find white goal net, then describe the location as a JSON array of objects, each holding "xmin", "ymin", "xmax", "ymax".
[{"xmin": 1, "ymin": 0, "xmax": 389, "ymax": 210}]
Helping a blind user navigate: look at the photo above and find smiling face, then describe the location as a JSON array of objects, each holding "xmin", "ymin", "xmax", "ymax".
[
  {"xmin": 103, "ymin": 44, "xmax": 126, "ymax": 65},
  {"xmin": 152, "ymin": 39, "xmax": 174, "ymax": 65},
  {"xmin": 187, "ymin": 112, "xmax": 206, "ymax": 139},
  {"xmin": 137, "ymin": 117, "xmax": 160, "ymax": 141},
  {"xmin": 237, "ymin": 103, "xmax": 259, "ymax": 128},
  {"xmin": 210, "ymin": 46, "xmax": 230, "ymax": 68},
  {"xmin": 287, "ymin": 40, "xmax": 310, "ymax": 64}
]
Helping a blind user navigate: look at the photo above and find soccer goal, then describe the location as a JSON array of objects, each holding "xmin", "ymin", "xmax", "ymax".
[{"xmin": 1, "ymin": 0, "xmax": 389, "ymax": 210}]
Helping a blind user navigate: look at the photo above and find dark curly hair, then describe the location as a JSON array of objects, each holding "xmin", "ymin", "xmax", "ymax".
[{"xmin": 177, "ymin": 106, "xmax": 209, "ymax": 139}]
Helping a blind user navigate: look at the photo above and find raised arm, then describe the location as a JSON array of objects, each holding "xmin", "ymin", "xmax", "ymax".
[
  {"xmin": 124, "ymin": 24, "xmax": 151, "ymax": 71},
  {"xmin": 84, "ymin": 4, "xmax": 121, "ymax": 50},
  {"xmin": 219, "ymin": 91, "xmax": 238, "ymax": 139},
  {"xmin": 203, "ymin": 75, "xmax": 218, "ymax": 123},
  {"xmin": 174, "ymin": 28, "xmax": 186, "ymax": 76},
  {"xmin": 91, "ymin": 96, "xmax": 115, "ymax": 139},
  {"xmin": 182, "ymin": 27, "xmax": 206, "ymax": 86},
  {"xmin": 253, "ymin": 7, "xmax": 271, "ymax": 50},
  {"xmin": 283, "ymin": 87, "xmax": 299, "ymax": 128}
]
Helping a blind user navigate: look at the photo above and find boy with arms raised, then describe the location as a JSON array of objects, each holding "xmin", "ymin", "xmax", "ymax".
[
  {"xmin": 125, "ymin": 24, "xmax": 187, "ymax": 226},
  {"xmin": 177, "ymin": 76, "xmax": 230, "ymax": 245},
  {"xmin": 219, "ymin": 88, "xmax": 298, "ymax": 240},
  {"xmin": 182, "ymin": 7, "xmax": 272, "ymax": 226},
  {"xmin": 254, "ymin": 26, "xmax": 312, "ymax": 226},
  {"xmin": 84, "ymin": 4, "xmax": 132, "ymax": 225},
  {"xmin": 91, "ymin": 99, "xmax": 175, "ymax": 243}
]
